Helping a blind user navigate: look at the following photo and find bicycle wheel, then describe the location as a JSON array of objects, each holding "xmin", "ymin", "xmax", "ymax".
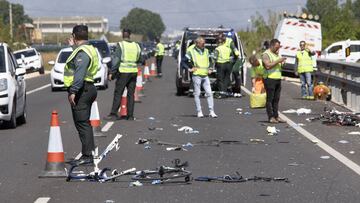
[{"xmin": 131, "ymin": 166, "xmax": 192, "ymax": 182}]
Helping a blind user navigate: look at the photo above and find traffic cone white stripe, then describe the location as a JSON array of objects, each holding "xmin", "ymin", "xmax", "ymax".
[
  {"xmin": 48, "ymin": 127, "xmax": 64, "ymax": 153},
  {"xmin": 90, "ymin": 101, "xmax": 101, "ymax": 126}
]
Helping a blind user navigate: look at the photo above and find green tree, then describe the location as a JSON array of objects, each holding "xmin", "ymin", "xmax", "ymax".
[
  {"xmin": 120, "ymin": 8, "xmax": 166, "ymax": 40},
  {"xmin": 0, "ymin": 17, "xmax": 10, "ymax": 42}
]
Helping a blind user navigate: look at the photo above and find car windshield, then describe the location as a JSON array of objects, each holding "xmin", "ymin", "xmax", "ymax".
[
  {"xmin": 14, "ymin": 49, "xmax": 36, "ymax": 59},
  {"xmin": 89, "ymin": 40, "xmax": 110, "ymax": 58},
  {"xmin": 57, "ymin": 51, "xmax": 72, "ymax": 63},
  {"xmin": 0, "ymin": 46, "xmax": 5, "ymax": 73}
]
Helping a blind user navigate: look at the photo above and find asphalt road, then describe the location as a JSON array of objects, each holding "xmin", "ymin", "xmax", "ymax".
[{"xmin": 1, "ymin": 57, "xmax": 360, "ymax": 203}]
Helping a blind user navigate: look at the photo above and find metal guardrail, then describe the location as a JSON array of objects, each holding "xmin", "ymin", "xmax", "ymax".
[{"xmin": 315, "ymin": 59, "xmax": 360, "ymax": 112}]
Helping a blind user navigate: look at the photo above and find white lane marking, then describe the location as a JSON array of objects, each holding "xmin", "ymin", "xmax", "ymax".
[
  {"xmin": 241, "ymin": 86, "xmax": 360, "ymax": 176},
  {"xmin": 101, "ymin": 121, "xmax": 114, "ymax": 132},
  {"xmin": 34, "ymin": 197, "xmax": 51, "ymax": 203},
  {"xmin": 26, "ymin": 84, "xmax": 51, "ymax": 95}
]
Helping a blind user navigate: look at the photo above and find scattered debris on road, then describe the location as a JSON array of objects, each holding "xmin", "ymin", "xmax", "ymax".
[
  {"xmin": 320, "ymin": 156, "xmax": 330, "ymax": 159},
  {"xmin": 338, "ymin": 140, "xmax": 349, "ymax": 144},
  {"xmin": 348, "ymin": 131, "xmax": 360, "ymax": 135},
  {"xmin": 195, "ymin": 172, "xmax": 289, "ymax": 183},
  {"xmin": 267, "ymin": 126, "xmax": 280, "ymax": 135},
  {"xmin": 307, "ymin": 108, "xmax": 360, "ymax": 126},
  {"xmin": 148, "ymin": 127, "xmax": 163, "ymax": 131},
  {"xmin": 349, "ymin": 151, "xmax": 355, "ymax": 154},
  {"xmin": 177, "ymin": 126, "xmax": 199, "ymax": 134},
  {"xmin": 129, "ymin": 181, "xmax": 143, "ymax": 187},
  {"xmin": 250, "ymin": 139, "xmax": 265, "ymax": 143},
  {"xmin": 283, "ymin": 108, "xmax": 312, "ymax": 115},
  {"xmin": 166, "ymin": 147, "xmax": 188, "ymax": 151}
]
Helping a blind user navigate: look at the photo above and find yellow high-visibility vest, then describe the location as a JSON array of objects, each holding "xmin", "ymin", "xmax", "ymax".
[
  {"xmin": 296, "ymin": 50, "xmax": 314, "ymax": 73},
  {"xmin": 64, "ymin": 44, "xmax": 99, "ymax": 87},
  {"xmin": 263, "ymin": 49, "xmax": 281, "ymax": 79},
  {"xmin": 189, "ymin": 47, "xmax": 210, "ymax": 76},
  {"xmin": 118, "ymin": 41, "xmax": 141, "ymax": 73}
]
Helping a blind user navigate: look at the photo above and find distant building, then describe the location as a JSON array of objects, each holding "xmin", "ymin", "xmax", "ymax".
[{"xmin": 33, "ymin": 16, "xmax": 109, "ymax": 34}]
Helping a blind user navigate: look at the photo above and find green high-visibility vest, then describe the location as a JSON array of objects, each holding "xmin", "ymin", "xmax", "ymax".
[
  {"xmin": 189, "ymin": 47, "xmax": 210, "ymax": 76},
  {"xmin": 296, "ymin": 50, "xmax": 313, "ymax": 73},
  {"xmin": 64, "ymin": 44, "xmax": 99, "ymax": 87},
  {"xmin": 215, "ymin": 43, "xmax": 232, "ymax": 63},
  {"xmin": 263, "ymin": 50, "xmax": 282, "ymax": 79},
  {"xmin": 118, "ymin": 41, "xmax": 141, "ymax": 73},
  {"xmin": 155, "ymin": 43, "xmax": 165, "ymax": 56},
  {"xmin": 225, "ymin": 37, "xmax": 240, "ymax": 57}
]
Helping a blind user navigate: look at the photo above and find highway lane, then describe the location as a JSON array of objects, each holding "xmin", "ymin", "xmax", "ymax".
[{"xmin": 1, "ymin": 57, "xmax": 360, "ymax": 202}]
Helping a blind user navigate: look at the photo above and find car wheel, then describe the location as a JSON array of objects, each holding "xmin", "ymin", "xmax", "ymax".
[
  {"xmin": 17, "ymin": 98, "xmax": 26, "ymax": 125},
  {"xmin": 4, "ymin": 101, "xmax": 17, "ymax": 129},
  {"xmin": 39, "ymin": 67, "xmax": 45, "ymax": 75}
]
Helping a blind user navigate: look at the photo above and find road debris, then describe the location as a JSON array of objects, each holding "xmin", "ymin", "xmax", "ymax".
[
  {"xmin": 148, "ymin": 127, "xmax": 163, "ymax": 131},
  {"xmin": 288, "ymin": 162, "xmax": 301, "ymax": 166},
  {"xmin": 144, "ymin": 145, "xmax": 151, "ymax": 150},
  {"xmin": 348, "ymin": 131, "xmax": 360, "ymax": 135},
  {"xmin": 308, "ymin": 108, "xmax": 360, "ymax": 126},
  {"xmin": 349, "ymin": 151, "xmax": 355, "ymax": 154},
  {"xmin": 166, "ymin": 147, "xmax": 188, "ymax": 151},
  {"xmin": 148, "ymin": 117, "xmax": 155, "ymax": 120},
  {"xmin": 129, "ymin": 181, "xmax": 143, "ymax": 187},
  {"xmin": 320, "ymin": 156, "xmax": 330, "ymax": 159},
  {"xmin": 311, "ymin": 140, "xmax": 319, "ymax": 144},
  {"xmin": 338, "ymin": 140, "xmax": 349, "ymax": 144},
  {"xmin": 195, "ymin": 172, "xmax": 289, "ymax": 183},
  {"xmin": 283, "ymin": 108, "xmax": 312, "ymax": 115},
  {"xmin": 250, "ymin": 139, "xmax": 265, "ymax": 143},
  {"xmin": 267, "ymin": 126, "xmax": 280, "ymax": 135},
  {"xmin": 177, "ymin": 126, "xmax": 199, "ymax": 134}
]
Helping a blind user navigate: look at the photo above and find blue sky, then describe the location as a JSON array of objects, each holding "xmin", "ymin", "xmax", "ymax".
[{"xmin": 9, "ymin": 0, "xmax": 307, "ymax": 32}]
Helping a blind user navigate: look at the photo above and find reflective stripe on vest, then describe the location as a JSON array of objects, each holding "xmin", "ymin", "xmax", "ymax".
[
  {"xmin": 216, "ymin": 44, "xmax": 231, "ymax": 63},
  {"xmin": 190, "ymin": 47, "xmax": 210, "ymax": 76},
  {"xmin": 119, "ymin": 41, "xmax": 141, "ymax": 73},
  {"xmin": 155, "ymin": 43, "xmax": 165, "ymax": 56},
  {"xmin": 296, "ymin": 51, "xmax": 313, "ymax": 73},
  {"xmin": 263, "ymin": 50, "xmax": 281, "ymax": 79},
  {"xmin": 64, "ymin": 44, "xmax": 99, "ymax": 87}
]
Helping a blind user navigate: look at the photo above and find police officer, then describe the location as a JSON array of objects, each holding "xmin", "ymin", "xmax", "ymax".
[
  {"xmin": 214, "ymin": 34, "xmax": 233, "ymax": 98},
  {"xmin": 155, "ymin": 38, "xmax": 165, "ymax": 77},
  {"xmin": 262, "ymin": 39, "xmax": 286, "ymax": 123},
  {"xmin": 105, "ymin": 28, "xmax": 142, "ymax": 121},
  {"xmin": 64, "ymin": 25, "xmax": 99, "ymax": 165},
  {"xmin": 181, "ymin": 37, "xmax": 217, "ymax": 118},
  {"xmin": 295, "ymin": 41, "xmax": 315, "ymax": 99},
  {"xmin": 249, "ymin": 55, "xmax": 266, "ymax": 94}
]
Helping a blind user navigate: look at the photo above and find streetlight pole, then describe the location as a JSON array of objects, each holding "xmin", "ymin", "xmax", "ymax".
[{"xmin": 9, "ymin": 3, "xmax": 13, "ymax": 41}]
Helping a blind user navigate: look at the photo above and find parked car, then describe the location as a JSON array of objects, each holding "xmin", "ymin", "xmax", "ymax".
[
  {"xmin": 14, "ymin": 47, "xmax": 45, "ymax": 74},
  {"xmin": 321, "ymin": 40, "xmax": 360, "ymax": 63},
  {"xmin": 49, "ymin": 46, "xmax": 108, "ymax": 91},
  {"xmin": 88, "ymin": 40, "xmax": 112, "ymax": 69},
  {"xmin": 176, "ymin": 27, "xmax": 245, "ymax": 95},
  {"xmin": 0, "ymin": 43, "xmax": 27, "ymax": 128}
]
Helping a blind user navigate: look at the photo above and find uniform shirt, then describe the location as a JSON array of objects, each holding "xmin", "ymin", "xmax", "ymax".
[
  {"xmin": 68, "ymin": 42, "xmax": 91, "ymax": 95},
  {"xmin": 110, "ymin": 40, "xmax": 144, "ymax": 74},
  {"xmin": 213, "ymin": 39, "xmax": 239, "ymax": 61}
]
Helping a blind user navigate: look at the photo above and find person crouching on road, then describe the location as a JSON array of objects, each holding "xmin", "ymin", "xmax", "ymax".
[
  {"xmin": 64, "ymin": 25, "xmax": 98, "ymax": 165},
  {"xmin": 181, "ymin": 37, "xmax": 218, "ymax": 118},
  {"xmin": 261, "ymin": 39, "xmax": 286, "ymax": 124},
  {"xmin": 249, "ymin": 55, "xmax": 266, "ymax": 94},
  {"xmin": 295, "ymin": 40, "xmax": 315, "ymax": 100},
  {"xmin": 155, "ymin": 38, "xmax": 165, "ymax": 78},
  {"xmin": 104, "ymin": 28, "xmax": 142, "ymax": 121}
]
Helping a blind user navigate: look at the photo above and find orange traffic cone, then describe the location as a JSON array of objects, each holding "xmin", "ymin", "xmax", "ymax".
[
  {"xmin": 90, "ymin": 101, "xmax": 105, "ymax": 137},
  {"xmin": 39, "ymin": 111, "xmax": 67, "ymax": 178},
  {"xmin": 150, "ymin": 58, "xmax": 157, "ymax": 76},
  {"xmin": 118, "ymin": 88, "xmax": 128, "ymax": 117},
  {"xmin": 135, "ymin": 68, "xmax": 143, "ymax": 103},
  {"xmin": 143, "ymin": 63, "xmax": 150, "ymax": 82}
]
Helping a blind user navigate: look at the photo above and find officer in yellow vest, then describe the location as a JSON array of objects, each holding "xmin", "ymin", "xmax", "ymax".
[
  {"xmin": 181, "ymin": 37, "xmax": 217, "ymax": 118},
  {"xmin": 105, "ymin": 28, "xmax": 142, "ymax": 121},
  {"xmin": 155, "ymin": 38, "xmax": 165, "ymax": 78},
  {"xmin": 262, "ymin": 39, "xmax": 287, "ymax": 123},
  {"xmin": 295, "ymin": 41, "xmax": 315, "ymax": 99},
  {"xmin": 249, "ymin": 55, "xmax": 266, "ymax": 94},
  {"xmin": 64, "ymin": 25, "xmax": 99, "ymax": 165},
  {"xmin": 216, "ymin": 33, "xmax": 241, "ymax": 98}
]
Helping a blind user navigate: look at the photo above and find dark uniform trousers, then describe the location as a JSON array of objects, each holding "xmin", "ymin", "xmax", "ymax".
[
  {"xmin": 156, "ymin": 56, "xmax": 164, "ymax": 75},
  {"xmin": 110, "ymin": 72, "xmax": 137, "ymax": 117},
  {"xmin": 216, "ymin": 62, "xmax": 232, "ymax": 92},
  {"xmin": 264, "ymin": 78, "xmax": 281, "ymax": 119},
  {"xmin": 71, "ymin": 82, "xmax": 97, "ymax": 156}
]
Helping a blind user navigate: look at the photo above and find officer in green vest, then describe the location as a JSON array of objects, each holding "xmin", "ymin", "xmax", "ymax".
[
  {"xmin": 295, "ymin": 41, "xmax": 315, "ymax": 99},
  {"xmin": 105, "ymin": 28, "xmax": 142, "ymax": 121},
  {"xmin": 262, "ymin": 39, "xmax": 287, "ymax": 124},
  {"xmin": 181, "ymin": 37, "xmax": 218, "ymax": 118},
  {"xmin": 64, "ymin": 25, "xmax": 99, "ymax": 165},
  {"xmin": 155, "ymin": 38, "xmax": 165, "ymax": 77},
  {"xmin": 216, "ymin": 33, "xmax": 241, "ymax": 98},
  {"xmin": 249, "ymin": 55, "xmax": 266, "ymax": 94}
]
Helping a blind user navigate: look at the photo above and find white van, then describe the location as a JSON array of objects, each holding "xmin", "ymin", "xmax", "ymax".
[
  {"xmin": 321, "ymin": 40, "xmax": 360, "ymax": 63},
  {"xmin": 274, "ymin": 15, "xmax": 322, "ymax": 73}
]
